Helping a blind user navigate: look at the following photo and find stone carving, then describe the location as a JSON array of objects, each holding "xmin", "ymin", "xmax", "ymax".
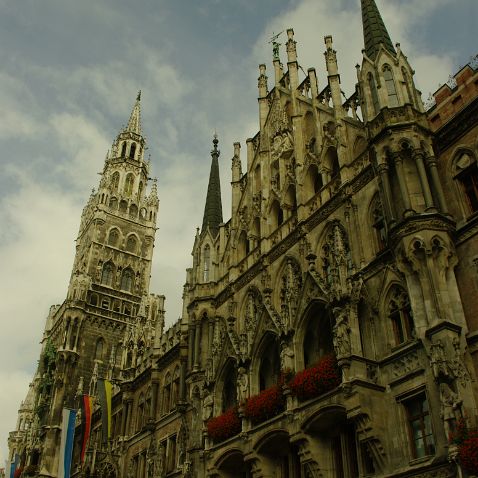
[
  {"xmin": 392, "ymin": 351, "xmax": 420, "ymax": 378},
  {"xmin": 430, "ymin": 340, "xmax": 453, "ymax": 380},
  {"xmin": 271, "ymin": 131, "xmax": 294, "ymax": 161},
  {"xmin": 279, "ymin": 258, "xmax": 302, "ymax": 330},
  {"xmin": 332, "ymin": 308, "xmax": 351, "ymax": 359},
  {"xmin": 280, "ymin": 340, "xmax": 295, "ymax": 371},
  {"xmin": 439, "ymin": 382, "xmax": 463, "ymax": 440},
  {"xmin": 237, "ymin": 367, "xmax": 249, "ymax": 404},
  {"xmin": 269, "ymin": 99, "xmax": 289, "ymax": 137},
  {"xmin": 202, "ymin": 390, "xmax": 213, "ymax": 423}
]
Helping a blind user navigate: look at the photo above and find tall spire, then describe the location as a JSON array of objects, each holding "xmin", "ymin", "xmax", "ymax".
[
  {"xmin": 361, "ymin": 0, "xmax": 395, "ymax": 60},
  {"xmin": 125, "ymin": 90, "xmax": 142, "ymax": 135},
  {"xmin": 201, "ymin": 134, "xmax": 223, "ymax": 237}
]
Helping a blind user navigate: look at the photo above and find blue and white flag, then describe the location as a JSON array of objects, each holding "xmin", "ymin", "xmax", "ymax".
[{"xmin": 58, "ymin": 408, "xmax": 77, "ymax": 478}]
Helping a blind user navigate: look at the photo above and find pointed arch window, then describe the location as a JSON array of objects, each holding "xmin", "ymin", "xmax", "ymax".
[
  {"xmin": 383, "ymin": 65, "xmax": 399, "ymax": 107},
  {"xmin": 126, "ymin": 235, "xmax": 137, "ymax": 253},
  {"xmin": 172, "ymin": 366, "xmax": 180, "ymax": 409},
  {"xmin": 388, "ymin": 288, "xmax": 415, "ymax": 345},
  {"xmin": 162, "ymin": 373, "xmax": 172, "ymax": 415},
  {"xmin": 203, "ymin": 244, "xmax": 210, "ymax": 282},
  {"xmin": 95, "ymin": 338, "xmax": 105, "ymax": 361},
  {"xmin": 454, "ymin": 152, "xmax": 478, "ymax": 215},
  {"xmin": 120, "ymin": 268, "xmax": 134, "ymax": 292},
  {"xmin": 120, "ymin": 142, "xmax": 127, "ymax": 158},
  {"xmin": 129, "ymin": 143, "xmax": 136, "ymax": 160},
  {"xmin": 108, "ymin": 229, "xmax": 119, "ymax": 247},
  {"xmin": 124, "ymin": 173, "xmax": 134, "ymax": 197},
  {"xmin": 111, "ymin": 172, "xmax": 120, "ymax": 191},
  {"xmin": 370, "ymin": 194, "xmax": 386, "ymax": 252},
  {"xmin": 368, "ymin": 73, "xmax": 380, "ymax": 116},
  {"xmin": 259, "ymin": 336, "xmax": 281, "ymax": 391},
  {"xmin": 137, "ymin": 393, "xmax": 145, "ymax": 431},
  {"xmin": 101, "ymin": 262, "xmax": 115, "ymax": 287}
]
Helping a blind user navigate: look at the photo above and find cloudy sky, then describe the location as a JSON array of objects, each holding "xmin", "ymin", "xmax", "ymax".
[{"xmin": 0, "ymin": 0, "xmax": 476, "ymax": 463}]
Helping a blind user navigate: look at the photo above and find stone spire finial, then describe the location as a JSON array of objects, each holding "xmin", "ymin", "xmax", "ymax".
[
  {"xmin": 201, "ymin": 134, "xmax": 223, "ymax": 237},
  {"xmin": 361, "ymin": 0, "xmax": 396, "ymax": 60},
  {"xmin": 125, "ymin": 91, "xmax": 142, "ymax": 135}
]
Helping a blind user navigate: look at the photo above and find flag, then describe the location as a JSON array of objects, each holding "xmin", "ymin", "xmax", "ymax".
[
  {"xmin": 9, "ymin": 454, "xmax": 19, "ymax": 478},
  {"xmin": 98, "ymin": 379, "xmax": 112, "ymax": 442},
  {"xmin": 58, "ymin": 408, "xmax": 77, "ymax": 478},
  {"xmin": 80, "ymin": 395, "xmax": 94, "ymax": 463}
]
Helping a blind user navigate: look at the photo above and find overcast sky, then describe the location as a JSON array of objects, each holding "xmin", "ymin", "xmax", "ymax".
[{"xmin": 0, "ymin": 0, "xmax": 476, "ymax": 463}]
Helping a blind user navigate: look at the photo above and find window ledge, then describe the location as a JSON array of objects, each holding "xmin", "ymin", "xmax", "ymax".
[{"xmin": 408, "ymin": 454, "xmax": 435, "ymax": 467}]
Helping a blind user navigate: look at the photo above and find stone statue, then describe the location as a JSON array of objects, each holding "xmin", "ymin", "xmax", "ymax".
[
  {"xmin": 430, "ymin": 340, "xmax": 452, "ymax": 379},
  {"xmin": 237, "ymin": 367, "xmax": 249, "ymax": 404},
  {"xmin": 439, "ymin": 382, "xmax": 463, "ymax": 438},
  {"xmin": 280, "ymin": 341, "xmax": 295, "ymax": 371},
  {"xmin": 333, "ymin": 310, "xmax": 351, "ymax": 358},
  {"xmin": 202, "ymin": 391, "xmax": 213, "ymax": 423}
]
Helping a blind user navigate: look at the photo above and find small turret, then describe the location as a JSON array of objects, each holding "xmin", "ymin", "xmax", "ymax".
[
  {"xmin": 324, "ymin": 35, "xmax": 344, "ymax": 118},
  {"xmin": 286, "ymin": 28, "xmax": 299, "ymax": 90}
]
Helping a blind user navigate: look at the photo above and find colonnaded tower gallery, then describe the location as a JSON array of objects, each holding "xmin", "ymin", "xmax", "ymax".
[{"xmin": 8, "ymin": 0, "xmax": 478, "ymax": 477}]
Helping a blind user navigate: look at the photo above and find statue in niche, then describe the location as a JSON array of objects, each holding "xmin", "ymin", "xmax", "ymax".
[
  {"xmin": 333, "ymin": 309, "xmax": 351, "ymax": 358},
  {"xmin": 439, "ymin": 382, "xmax": 463, "ymax": 439},
  {"xmin": 430, "ymin": 340, "xmax": 453, "ymax": 380},
  {"xmin": 202, "ymin": 390, "xmax": 213, "ymax": 423},
  {"xmin": 237, "ymin": 367, "xmax": 249, "ymax": 404},
  {"xmin": 280, "ymin": 340, "xmax": 295, "ymax": 371}
]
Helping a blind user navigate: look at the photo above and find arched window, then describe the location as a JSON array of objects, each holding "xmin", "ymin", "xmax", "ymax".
[
  {"xmin": 221, "ymin": 361, "xmax": 237, "ymax": 412},
  {"xmin": 108, "ymin": 229, "xmax": 119, "ymax": 247},
  {"xmin": 95, "ymin": 338, "xmax": 105, "ymax": 361},
  {"xmin": 370, "ymin": 194, "xmax": 386, "ymax": 252},
  {"xmin": 162, "ymin": 373, "xmax": 172, "ymax": 415},
  {"xmin": 101, "ymin": 262, "xmax": 115, "ymax": 287},
  {"xmin": 126, "ymin": 235, "xmax": 137, "ymax": 253},
  {"xmin": 172, "ymin": 367, "xmax": 180, "ymax": 409},
  {"xmin": 388, "ymin": 288, "xmax": 415, "ymax": 346},
  {"xmin": 454, "ymin": 152, "xmax": 478, "ymax": 215},
  {"xmin": 90, "ymin": 293, "xmax": 98, "ymax": 306},
  {"xmin": 120, "ymin": 142, "xmax": 127, "ymax": 158},
  {"xmin": 109, "ymin": 197, "xmax": 118, "ymax": 209},
  {"xmin": 270, "ymin": 200, "xmax": 282, "ymax": 230},
  {"xmin": 402, "ymin": 67, "xmax": 414, "ymax": 106},
  {"xmin": 303, "ymin": 303, "xmax": 334, "ymax": 368},
  {"xmin": 239, "ymin": 230, "xmax": 249, "ymax": 257},
  {"xmin": 368, "ymin": 73, "xmax": 380, "ymax": 116},
  {"xmin": 69, "ymin": 319, "xmax": 78, "ymax": 350},
  {"xmin": 124, "ymin": 174, "xmax": 134, "ymax": 197},
  {"xmin": 129, "ymin": 143, "xmax": 136, "ymax": 160},
  {"xmin": 383, "ymin": 65, "xmax": 399, "ymax": 107},
  {"xmin": 254, "ymin": 164, "xmax": 261, "ymax": 191},
  {"xmin": 111, "ymin": 172, "xmax": 120, "ymax": 191},
  {"xmin": 285, "ymin": 185, "xmax": 297, "ymax": 213},
  {"xmin": 305, "ymin": 164, "xmax": 322, "ymax": 200},
  {"xmin": 203, "ymin": 244, "xmax": 210, "ymax": 282},
  {"xmin": 137, "ymin": 393, "xmax": 144, "ymax": 431},
  {"xmin": 119, "ymin": 200, "xmax": 128, "ymax": 213},
  {"xmin": 120, "ymin": 268, "xmax": 134, "ymax": 292},
  {"xmin": 259, "ymin": 335, "xmax": 281, "ymax": 391},
  {"xmin": 129, "ymin": 204, "xmax": 138, "ymax": 218}
]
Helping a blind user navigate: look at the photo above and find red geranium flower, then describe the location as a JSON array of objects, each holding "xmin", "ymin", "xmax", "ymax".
[
  {"xmin": 459, "ymin": 436, "xmax": 478, "ymax": 474},
  {"xmin": 207, "ymin": 406, "xmax": 241, "ymax": 443},
  {"xmin": 243, "ymin": 385, "xmax": 285, "ymax": 424},
  {"xmin": 288, "ymin": 355, "xmax": 340, "ymax": 401}
]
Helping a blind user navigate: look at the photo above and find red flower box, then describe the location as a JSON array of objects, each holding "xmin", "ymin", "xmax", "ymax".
[
  {"xmin": 288, "ymin": 355, "xmax": 340, "ymax": 401},
  {"xmin": 459, "ymin": 436, "xmax": 478, "ymax": 474},
  {"xmin": 207, "ymin": 407, "xmax": 241, "ymax": 443},
  {"xmin": 243, "ymin": 385, "xmax": 285, "ymax": 424},
  {"xmin": 14, "ymin": 468, "xmax": 23, "ymax": 478}
]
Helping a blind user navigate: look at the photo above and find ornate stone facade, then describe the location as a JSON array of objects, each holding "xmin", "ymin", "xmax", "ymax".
[{"xmin": 8, "ymin": 1, "xmax": 478, "ymax": 477}]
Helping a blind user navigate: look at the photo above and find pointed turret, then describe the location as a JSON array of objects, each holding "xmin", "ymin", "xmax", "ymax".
[
  {"xmin": 361, "ymin": 0, "xmax": 395, "ymax": 60},
  {"xmin": 125, "ymin": 90, "xmax": 142, "ymax": 135},
  {"xmin": 201, "ymin": 134, "xmax": 223, "ymax": 237}
]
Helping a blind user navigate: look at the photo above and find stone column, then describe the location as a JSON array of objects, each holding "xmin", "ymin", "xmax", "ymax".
[
  {"xmin": 193, "ymin": 319, "xmax": 201, "ymax": 371},
  {"xmin": 188, "ymin": 324, "xmax": 195, "ymax": 371},
  {"xmin": 377, "ymin": 162, "xmax": 396, "ymax": 222},
  {"xmin": 414, "ymin": 151, "xmax": 435, "ymax": 210},
  {"xmin": 151, "ymin": 381, "xmax": 159, "ymax": 420},
  {"xmin": 121, "ymin": 400, "xmax": 128, "ymax": 436},
  {"xmin": 426, "ymin": 156, "xmax": 448, "ymax": 213},
  {"xmin": 394, "ymin": 154, "xmax": 413, "ymax": 214}
]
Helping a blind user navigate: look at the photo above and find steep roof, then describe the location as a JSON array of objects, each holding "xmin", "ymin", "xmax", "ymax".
[
  {"xmin": 361, "ymin": 0, "xmax": 396, "ymax": 60},
  {"xmin": 201, "ymin": 135, "xmax": 223, "ymax": 237}
]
